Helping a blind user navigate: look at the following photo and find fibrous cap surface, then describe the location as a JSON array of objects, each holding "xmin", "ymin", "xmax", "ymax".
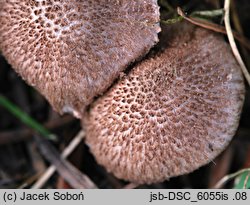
[
  {"xmin": 84, "ymin": 22, "xmax": 245, "ymax": 184},
  {"xmin": 0, "ymin": 0, "xmax": 160, "ymax": 117}
]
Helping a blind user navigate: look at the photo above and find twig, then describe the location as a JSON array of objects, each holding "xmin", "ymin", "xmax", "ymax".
[
  {"xmin": 32, "ymin": 130, "xmax": 85, "ymax": 188},
  {"xmin": 224, "ymin": 0, "xmax": 250, "ymax": 85},
  {"xmin": 177, "ymin": 7, "xmax": 250, "ymax": 51},
  {"xmin": 214, "ymin": 168, "xmax": 250, "ymax": 188}
]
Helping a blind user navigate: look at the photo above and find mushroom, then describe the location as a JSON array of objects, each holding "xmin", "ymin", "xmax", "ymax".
[
  {"xmin": 83, "ymin": 22, "xmax": 245, "ymax": 184},
  {"xmin": 0, "ymin": 0, "xmax": 160, "ymax": 118}
]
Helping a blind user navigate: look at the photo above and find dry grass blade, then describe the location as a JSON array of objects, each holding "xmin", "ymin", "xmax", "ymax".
[
  {"xmin": 177, "ymin": 7, "xmax": 250, "ymax": 51},
  {"xmin": 32, "ymin": 130, "xmax": 86, "ymax": 188},
  {"xmin": 224, "ymin": 0, "xmax": 250, "ymax": 86},
  {"xmin": 34, "ymin": 133, "xmax": 97, "ymax": 189},
  {"xmin": 231, "ymin": 0, "xmax": 250, "ymax": 68}
]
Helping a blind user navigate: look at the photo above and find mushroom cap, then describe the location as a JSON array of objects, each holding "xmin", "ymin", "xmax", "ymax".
[
  {"xmin": 83, "ymin": 22, "xmax": 245, "ymax": 184},
  {"xmin": 0, "ymin": 0, "xmax": 160, "ymax": 117}
]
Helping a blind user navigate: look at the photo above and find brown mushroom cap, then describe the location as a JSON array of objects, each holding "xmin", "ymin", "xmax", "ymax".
[
  {"xmin": 0, "ymin": 0, "xmax": 160, "ymax": 117},
  {"xmin": 83, "ymin": 22, "xmax": 245, "ymax": 184}
]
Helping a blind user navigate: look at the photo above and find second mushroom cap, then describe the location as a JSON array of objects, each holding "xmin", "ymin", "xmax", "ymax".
[{"xmin": 83, "ymin": 22, "xmax": 245, "ymax": 184}]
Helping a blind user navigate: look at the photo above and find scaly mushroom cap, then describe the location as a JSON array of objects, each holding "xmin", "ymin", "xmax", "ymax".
[
  {"xmin": 83, "ymin": 22, "xmax": 245, "ymax": 184},
  {"xmin": 0, "ymin": 0, "xmax": 160, "ymax": 117}
]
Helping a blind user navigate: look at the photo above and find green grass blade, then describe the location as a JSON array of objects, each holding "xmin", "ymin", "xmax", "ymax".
[
  {"xmin": 234, "ymin": 171, "xmax": 250, "ymax": 189},
  {"xmin": 0, "ymin": 94, "xmax": 57, "ymax": 141}
]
